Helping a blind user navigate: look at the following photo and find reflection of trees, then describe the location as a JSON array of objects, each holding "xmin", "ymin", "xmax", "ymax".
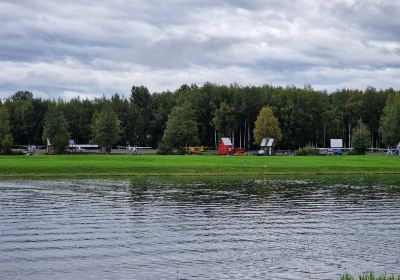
[
  {"xmin": 127, "ymin": 176, "xmax": 400, "ymax": 210},
  {"xmin": 128, "ymin": 177, "xmax": 275, "ymax": 206},
  {"xmin": 128, "ymin": 179, "xmax": 149, "ymax": 202}
]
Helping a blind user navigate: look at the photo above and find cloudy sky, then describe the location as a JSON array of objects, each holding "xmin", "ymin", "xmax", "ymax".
[{"xmin": 1, "ymin": 0, "xmax": 399, "ymax": 99}]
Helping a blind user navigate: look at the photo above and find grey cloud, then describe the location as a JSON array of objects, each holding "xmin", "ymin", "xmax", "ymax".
[
  {"xmin": 324, "ymin": 0, "xmax": 400, "ymax": 41},
  {"xmin": 0, "ymin": 0, "xmax": 399, "ymax": 99}
]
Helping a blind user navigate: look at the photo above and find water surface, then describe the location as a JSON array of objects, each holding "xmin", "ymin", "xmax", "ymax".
[{"xmin": 1, "ymin": 177, "xmax": 400, "ymax": 279}]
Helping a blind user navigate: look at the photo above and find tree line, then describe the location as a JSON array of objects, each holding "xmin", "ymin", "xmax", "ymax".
[{"xmin": 0, "ymin": 83, "xmax": 399, "ymax": 154}]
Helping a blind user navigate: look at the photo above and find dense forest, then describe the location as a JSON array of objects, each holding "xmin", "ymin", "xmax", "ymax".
[{"xmin": 0, "ymin": 83, "xmax": 399, "ymax": 151}]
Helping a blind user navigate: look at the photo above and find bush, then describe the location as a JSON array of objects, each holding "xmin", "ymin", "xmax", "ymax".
[
  {"xmin": 157, "ymin": 142, "xmax": 174, "ymax": 155},
  {"xmin": 176, "ymin": 147, "xmax": 186, "ymax": 155},
  {"xmin": 0, "ymin": 134, "xmax": 13, "ymax": 154},
  {"xmin": 0, "ymin": 149, "xmax": 24, "ymax": 155},
  {"xmin": 345, "ymin": 149, "xmax": 360, "ymax": 155},
  {"xmin": 295, "ymin": 146, "xmax": 319, "ymax": 156}
]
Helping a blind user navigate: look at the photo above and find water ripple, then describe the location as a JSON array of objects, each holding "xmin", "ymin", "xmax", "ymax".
[{"xmin": 1, "ymin": 178, "xmax": 400, "ymax": 280}]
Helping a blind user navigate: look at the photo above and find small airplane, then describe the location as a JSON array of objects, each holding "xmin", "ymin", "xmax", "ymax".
[
  {"xmin": 115, "ymin": 145, "xmax": 152, "ymax": 154},
  {"xmin": 12, "ymin": 144, "xmax": 46, "ymax": 155}
]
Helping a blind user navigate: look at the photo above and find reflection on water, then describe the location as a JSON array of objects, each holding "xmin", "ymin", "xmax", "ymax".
[{"xmin": 1, "ymin": 177, "xmax": 400, "ymax": 280}]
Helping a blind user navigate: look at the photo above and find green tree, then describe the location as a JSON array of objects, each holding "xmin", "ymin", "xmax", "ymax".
[
  {"xmin": 253, "ymin": 106, "xmax": 282, "ymax": 145},
  {"xmin": 322, "ymin": 105, "xmax": 342, "ymax": 147},
  {"xmin": 233, "ymin": 85, "xmax": 263, "ymax": 149},
  {"xmin": 79, "ymin": 99, "xmax": 96, "ymax": 143},
  {"xmin": 110, "ymin": 93, "xmax": 131, "ymax": 146},
  {"xmin": 379, "ymin": 94, "xmax": 400, "ymax": 147},
  {"xmin": 5, "ymin": 91, "xmax": 32, "ymax": 145},
  {"xmin": 211, "ymin": 102, "xmax": 237, "ymax": 137},
  {"xmin": 42, "ymin": 106, "xmax": 70, "ymax": 154},
  {"xmin": 0, "ymin": 106, "xmax": 13, "ymax": 154},
  {"xmin": 91, "ymin": 107, "xmax": 121, "ymax": 153},
  {"xmin": 162, "ymin": 102, "xmax": 199, "ymax": 148},
  {"xmin": 130, "ymin": 85, "xmax": 152, "ymax": 146},
  {"xmin": 361, "ymin": 87, "xmax": 388, "ymax": 147},
  {"xmin": 10, "ymin": 91, "xmax": 33, "ymax": 101},
  {"xmin": 150, "ymin": 91, "xmax": 176, "ymax": 147},
  {"xmin": 344, "ymin": 91, "xmax": 363, "ymax": 147},
  {"xmin": 351, "ymin": 120, "xmax": 371, "ymax": 155},
  {"xmin": 5, "ymin": 91, "xmax": 49, "ymax": 145}
]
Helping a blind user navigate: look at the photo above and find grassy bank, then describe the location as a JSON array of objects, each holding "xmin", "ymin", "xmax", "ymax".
[{"xmin": 0, "ymin": 154, "xmax": 399, "ymax": 178}]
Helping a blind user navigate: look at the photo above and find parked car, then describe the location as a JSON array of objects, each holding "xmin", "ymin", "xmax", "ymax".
[{"xmin": 256, "ymin": 149, "xmax": 266, "ymax": 156}]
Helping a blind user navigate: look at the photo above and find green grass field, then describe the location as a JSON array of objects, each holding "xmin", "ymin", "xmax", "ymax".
[{"xmin": 0, "ymin": 154, "xmax": 399, "ymax": 178}]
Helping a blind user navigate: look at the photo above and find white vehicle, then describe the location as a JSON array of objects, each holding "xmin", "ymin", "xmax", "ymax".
[
  {"xmin": 65, "ymin": 146, "xmax": 86, "ymax": 153},
  {"xmin": 257, "ymin": 149, "xmax": 266, "ymax": 156}
]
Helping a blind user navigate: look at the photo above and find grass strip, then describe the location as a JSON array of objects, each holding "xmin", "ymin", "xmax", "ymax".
[{"xmin": 0, "ymin": 154, "xmax": 399, "ymax": 179}]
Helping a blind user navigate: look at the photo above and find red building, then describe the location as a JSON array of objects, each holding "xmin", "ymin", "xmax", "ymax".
[
  {"xmin": 218, "ymin": 138, "xmax": 246, "ymax": 155},
  {"xmin": 218, "ymin": 138, "xmax": 233, "ymax": 155}
]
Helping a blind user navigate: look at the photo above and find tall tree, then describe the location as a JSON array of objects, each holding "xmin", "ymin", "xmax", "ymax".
[
  {"xmin": 4, "ymin": 91, "xmax": 48, "ymax": 145},
  {"xmin": 0, "ymin": 106, "xmax": 13, "ymax": 154},
  {"xmin": 79, "ymin": 99, "xmax": 96, "ymax": 143},
  {"xmin": 322, "ymin": 105, "xmax": 342, "ymax": 147},
  {"xmin": 61, "ymin": 97, "xmax": 83, "ymax": 143},
  {"xmin": 150, "ymin": 91, "xmax": 176, "ymax": 146},
  {"xmin": 211, "ymin": 102, "xmax": 237, "ymax": 138},
  {"xmin": 162, "ymin": 102, "xmax": 199, "ymax": 148},
  {"xmin": 362, "ymin": 87, "xmax": 388, "ymax": 147},
  {"xmin": 10, "ymin": 91, "xmax": 33, "ymax": 101},
  {"xmin": 91, "ymin": 106, "xmax": 121, "ymax": 153},
  {"xmin": 5, "ymin": 91, "xmax": 32, "ymax": 144},
  {"xmin": 253, "ymin": 106, "xmax": 282, "ymax": 145},
  {"xmin": 110, "ymin": 93, "xmax": 130, "ymax": 146},
  {"xmin": 42, "ymin": 106, "xmax": 70, "ymax": 154},
  {"xmin": 379, "ymin": 94, "xmax": 400, "ymax": 147},
  {"xmin": 234, "ymin": 86, "xmax": 263, "ymax": 149},
  {"xmin": 344, "ymin": 91, "xmax": 363, "ymax": 147},
  {"xmin": 351, "ymin": 120, "xmax": 371, "ymax": 155},
  {"xmin": 130, "ymin": 85, "xmax": 152, "ymax": 145}
]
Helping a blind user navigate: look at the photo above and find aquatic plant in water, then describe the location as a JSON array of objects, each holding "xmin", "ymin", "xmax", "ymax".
[{"xmin": 340, "ymin": 272, "xmax": 400, "ymax": 280}]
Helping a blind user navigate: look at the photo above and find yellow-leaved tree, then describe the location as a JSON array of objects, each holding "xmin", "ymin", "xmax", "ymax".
[{"xmin": 253, "ymin": 106, "xmax": 282, "ymax": 145}]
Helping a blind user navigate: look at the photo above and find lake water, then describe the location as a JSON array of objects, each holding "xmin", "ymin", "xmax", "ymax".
[{"xmin": 1, "ymin": 177, "xmax": 400, "ymax": 280}]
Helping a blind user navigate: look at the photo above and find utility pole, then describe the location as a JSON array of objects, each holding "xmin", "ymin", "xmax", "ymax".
[
  {"xmin": 214, "ymin": 130, "xmax": 217, "ymax": 149},
  {"xmin": 348, "ymin": 122, "xmax": 351, "ymax": 148},
  {"xmin": 240, "ymin": 128, "xmax": 242, "ymax": 148}
]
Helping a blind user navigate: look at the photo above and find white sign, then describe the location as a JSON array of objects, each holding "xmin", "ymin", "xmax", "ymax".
[{"xmin": 330, "ymin": 139, "xmax": 343, "ymax": 148}]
